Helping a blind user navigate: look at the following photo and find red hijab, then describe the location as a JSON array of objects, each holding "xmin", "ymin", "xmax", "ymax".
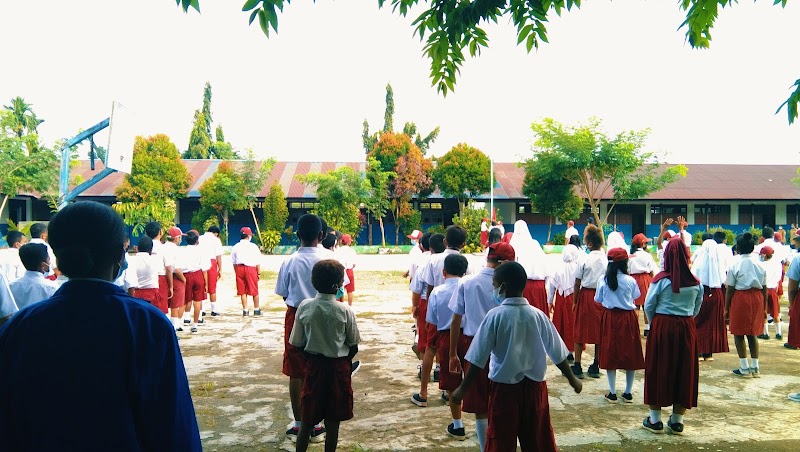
[
  {"xmin": 652, "ymin": 236, "xmax": 699, "ymax": 293},
  {"xmin": 501, "ymin": 232, "xmax": 514, "ymax": 244}
]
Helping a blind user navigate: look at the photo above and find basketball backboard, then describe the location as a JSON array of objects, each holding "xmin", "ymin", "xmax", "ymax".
[{"xmin": 106, "ymin": 101, "xmax": 135, "ymax": 174}]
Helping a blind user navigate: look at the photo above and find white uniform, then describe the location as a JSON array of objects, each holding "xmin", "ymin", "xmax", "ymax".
[
  {"xmin": 0, "ymin": 273, "xmax": 18, "ymax": 319},
  {"xmin": 9, "ymin": 271, "xmax": 58, "ymax": 310},
  {"xmin": 0, "ymin": 248, "xmax": 25, "ymax": 282},
  {"xmin": 199, "ymin": 233, "xmax": 224, "ymax": 265},
  {"xmin": 231, "ymin": 239, "xmax": 261, "ymax": 267},
  {"xmin": 276, "ymin": 247, "xmax": 328, "ymax": 308},
  {"xmin": 130, "ymin": 252, "xmax": 161, "ymax": 290},
  {"xmin": 334, "ymin": 245, "xmax": 358, "ymax": 271}
]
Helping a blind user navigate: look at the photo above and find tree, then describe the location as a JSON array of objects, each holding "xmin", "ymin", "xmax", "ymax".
[
  {"xmin": 362, "ymin": 84, "xmax": 440, "ymax": 155},
  {"xmin": 433, "ymin": 143, "xmax": 492, "ymax": 213},
  {"xmin": 522, "ymin": 153, "xmax": 583, "ymax": 242},
  {"xmin": 526, "ymin": 118, "xmax": 687, "ymax": 226},
  {"xmin": 238, "ymin": 152, "xmax": 275, "ymax": 240},
  {"xmin": 210, "ymin": 124, "xmax": 238, "ymax": 159},
  {"xmin": 198, "ymin": 161, "xmax": 244, "ymax": 235},
  {"xmin": 2, "ymin": 97, "xmax": 44, "ymax": 139},
  {"xmin": 392, "ymin": 145, "xmax": 433, "ymax": 244},
  {"xmin": 297, "ymin": 166, "xmax": 368, "ymax": 237},
  {"xmin": 177, "ymin": 0, "xmax": 800, "ymax": 125},
  {"xmin": 262, "ymin": 183, "xmax": 289, "ymax": 232},
  {"xmin": 202, "ymin": 81, "xmax": 213, "ymax": 133},
  {"xmin": 183, "ymin": 110, "xmax": 212, "ymax": 159},
  {"xmin": 364, "ymin": 157, "xmax": 394, "ymax": 247}
]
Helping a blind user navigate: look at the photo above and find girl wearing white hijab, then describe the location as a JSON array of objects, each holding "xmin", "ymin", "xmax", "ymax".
[
  {"xmin": 549, "ymin": 244, "xmax": 582, "ymax": 363},
  {"xmin": 509, "ymin": 220, "xmax": 550, "ymax": 313},
  {"xmin": 691, "ymin": 237, "xmax": 730, "ymax": 361},
  {"xmin": 607, "ymin": 231, "xmax": 628, "ymax": 251}
]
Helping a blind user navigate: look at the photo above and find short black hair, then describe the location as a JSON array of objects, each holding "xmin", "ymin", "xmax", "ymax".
[
  {"xmin": 19, "ymin": 243, "xmax": 49, "ymax": 271},
  {"xmin": 137, "ymin": 236, "xmax": 154, "ymax": 254},
  {"xmin": 701, "ymin": 233, "xmax": 713, "ymax": 242},
  {"xmin": 488, "ymin": 228, "xmax": 502, "ymax": 245},
  {"xmin": 186, "ymin": 230, "xmax": 200, "ymax": 245},
  {"xmin": 737, "ymin": 232, "xmax": 756, "ymax": 255},
  {"xmin": 444, "ymin": 254, "xmax": 468, "ymax": 277},
  {"xmin": 494, "ymin": 261, "xmax": 527, "ymax": 294},
  {"xmin": 445, "ymin": 225, "xmax": 467, "ymax": 249},
  {"xmin": 6, "ymin": 230, "xmax": 24, "ymax": 247},
  {"xmin": 312, "ymin": 259, "xmax": 345, "ymax": 294},
  {"xmin": 430, "ymin": 233, "xmax": 446, "ymax": 254},
  {"xmin": 144, "ymin": 221, "xmax": 162, "ymax": 239},
  {"xmin": 297, "ymin": 214, "xmax": 323, "ymax": 243},
  {"xmin": 420, "ymin": 232, "xmax": 432, "ymax": 251},
  {"xmin": 29, "ymin": 223, "xmax": 47, "ymax": 239},
  {"xmin": 713, "ymin": 231, "xmax": 727, "ymax": 244},
  {"xmin": 568, "ymin": 234, "xmax": 582, "ymax": 247},
  {"xmin": 762, "ymin": 227, "xmax": 774, "ymax": 239},
  {"xmin": 207, "ymin": 225, "xmax": 220, "ymax": 234},
  {"xmin": 321, "ymin": 232, "xmax": 337, "ymax": 250}
]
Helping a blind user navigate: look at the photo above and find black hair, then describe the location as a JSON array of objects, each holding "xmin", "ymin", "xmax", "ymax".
[
  {"xmin": 584, "ymin": 225, "xmax": 604, "ymax": 250},
  {"xmin": 48, "ymin": 202, "xmax": 126, "ymax": 279},
  {"xmin": 568, "ymin": 235, "xmax": 582, "ymax": 248},
  {"xmin": 604, "ymin": 259, "xmax": 629, "ymax": 291},
  {"xmin": 321, "ymin": 232, "xmax": 337, "ymax": 250},
  {"xmin": 713, "ymin": 231, "xmax": 727, "ymax": 244},
  {"xmin": 445, "ymin": 225, "xmax": 467, "ymax": 249},
  {"xmin": 241, "ymin": 233, "xmax": 249, "ymax": 240},
  {"xmin": 297, "ymin": 214, "xmax": 323, "ymax": 244},
  {"xmin": 420, "ymin": 232, "xmax": 432, "ymax": 251},
  {"xmin": 29, "ymin": 223, "xmax": 47, "ymax": 239},
  {"xmin": 430, "ymin": 233, "xmax": 446, "ymax": 254},
  {"xmin": 491, "ymin": 220, "xmax": 497, "ymax": 226},
  {"xmin": 144, "ymin": 221, "xmax": 162, "ymax": 239},
  {"xmin": 736, "ymin": 232, "xmax": 756, "ymax": 255},
  {"xmin": 494, "ymin": 261, "xmax": 527, "ymax": 295},
  {"xmin": 6, "ymin": 231, "xmax": 24, "ymax": 247},
  {"xmin": 630, "ymin": 243, "xmax": 641, "ymax": 254},
  {"xmin": 488, "ymin": 228, "xmax": 502, "ymax": 246},
  {"xmin": 186, "ymin": 230, "xmax": 200, "ymax": 245},
  {"xmin": 207, "ymin": 225, "xmax": 220, "ymax": 234},
  {"xmin": 444, "ymin": 253, "xmax": 468, "ymax": 277},
  {"xmin": 311, "ymin": 259, "xmax": 345, "ymax": 294},
  {"xmin": 762, "ymin": 227, "xmax": 774, "ymax": 239},
  {"xmin": 701, "ymin": 233, "xmax": 713, "ymax": 242},
  {"xmin": 137, "ymin": 236, "xmax": 154, "ymax": 254},
  {"xmin": 19, "ymin": 243, "xmax": 49, "ymax": 271}
]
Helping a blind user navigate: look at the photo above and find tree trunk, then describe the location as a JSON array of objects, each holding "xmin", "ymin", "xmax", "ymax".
[
  {"xmin": 394, "ymin": 206, "xmax": 400, "ymax": 246},
  {"xmin": 547, "ymin": 216, "xmax": 553, "ymax": 243},
  {"xmin": 223, "ymin": 208, "xmax": 229, "ymax": 241},
  {"xmin": 379, "ymin": 216, "xmax": 386, "ymax": 248},
  {"xmin": 249, "ymin": 204, "xmax": 263, "ymax": 246},
  {"xmin": 0, "ymin": 194, "xmax": 9, "ymax": 222},
  {"xmin": 368, "ymin": 213, "xmax": 373, "ymax": 246}
]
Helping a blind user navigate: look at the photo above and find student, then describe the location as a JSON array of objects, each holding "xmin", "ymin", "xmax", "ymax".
[
  {"xmin": 146, "ymin": 221, "xmax": 173, "ymax": 315},
  {"xmin": 757, "ymin": 246, "xmax": 783, "ymax": 340},
  {"xmin": 8, "ymin": 243, "xmax": 59, "ymax": 310},
  {"xmin": 411, "ymin": 233, "xmax": 445, "ymax": 406},
  {"xmin": 509, "ymin": 219, "xmax": 550, "ymax": 313},
  {"xmin": 785, "ymin": 239, "xmax": 800, "ymax": 351},
  {"xmin": 594, "ymin": 248, "xmax": 646, "ymax": 404},
  {"xmin": 606, "ymin": 231, "xmax": 627, "ymax": 251},
  {"xmin": 29, "ymin": 222, "xmax": 59, "ymax": 279},
  {"xmin": 690, "ymin": 236, "xmax": 729, "ymax": 360},
  {"xmin": 113, "ymin": 235, "xmax": 137, "ymax": 295},
  {"xmin": 425, "ymin": 254, "xmax": 469, "ymax": 440},
  {"xmin": 642, "ymin": 236, "xmax": 703, "ymax": 435},
  {"xmin": 655, "ymin": 218, "xmax": 679, "ymax": 270},
  {"xmin": 165, "ymin": 227, "xmax": 188, "ymax": 332},
  {"xmin": 199, "ymin": 225, "xmax": 224, "ymax": 316},
  {"xmin": 275, "ymin": 214, "xmax": 329, "ymax": 442},
  {"xmin": 0, "ymin": 273, "xmax": 17, "ymax": 327},
  {"xmin": 0, "ymin": 201, "xmax": 200, "ymax": 451},
  {"xmin": 448, "ymin": 242, "xmax": 515, "ymax": 451},
  {"xmin": 549, "ymin": 243, "xmax": 580, "ymax": 364},
  {"xmin": 421, "ymin": 226, "xmax": 469, "ymax": 302},
  {"xmin": 564, "ymin": 220, "xmax": 579, "ymax": 245},
  {"xmin": 725, "ymin": 233, "xmax": 767, "ymax": 377},
  {"xmin": 404, "ymin": 229, "xmax": 424, "ymax": 280},
  {"xmin": 410, "ymin": 232, "xmax": 433, "ymax": 360},
  {"xmin": 130, "ymin": 236, "xmax": 166, "ymax": 314},
  {"xmin": 289, "ymin": 260, "xmax": 360, "ymax": 452},
  {"xmin": 480, "ymin": 217, "xmax": 489, "ymax": 248},
  {"xmin": 182, "ymin": 230, "xmax": 210, "ymax": 333},
  {"xmin": 452, "ymin": 261, "xmax": 583, "ymax": 452},
  {"xmin": 335, "ymin": 234, "xmax": 358, "ymax": 306},
  {"xmin": 572, "ymin": 224, "xmax": 607, "ymax": 379},
  {"xmin": 629, "ymin": 233, "xmax": 657, "ymax": 337},
  {"xmin": 231, "ymin": 227, "xmax": 262, "ymax": 316},
  {"xmin": 713, "ymin": 231, "xmax": 733, "ymax": 273},
  {"xmin": 0, "ymin": 230, "xmax": 26, "ymax": 282}
]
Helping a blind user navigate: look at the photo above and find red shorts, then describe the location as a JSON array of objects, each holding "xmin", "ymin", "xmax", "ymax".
[
  {"xmin": 486, "ymin": 379, "xmax": 557, "ymax": 452},
  {"xmin": 644, "ymin": 315, "xmax": 699, "ymax": 409},
  {"xmin": 416, "ymin": 299, "xmax": 430, "ymax": 353},
  {"xmin": 573, "ymin": 288, "xmax": 602, "ymax": 345},
  {"xmin": 435, "ymin": 329, "xmax": 468, "ymax": 391},
  {"xmin": 234, "ymin": 264, "xmax": 259, "ymax": 297},
  {"xmin": 207, "ymin": 260, "xmax": 219, "ymax": 294},
  {"xmin": 157, "ymin": 275, "xmax": 169, "ymax": 310},
  {"xmin": 283, "ymin": 306, "xmax": 307, "ymax": 378},
  {"xmin": 767, "ymin": 288, "xmax": 780, "ymax": 320},
  {"xmin": 134, "ymin": 288, "xmax": 164, "ymax": 313},
  {"xmin": 729, "ymin": 288, "xmax": 765, "ymax": 336},
  {"xmin": 462, "ymin": 335, "xmax": 490, "ymax": 415},
  {"xmin": 301, "ymin": 355, "xmax": 353, "ymax": 425},
  {"xmin": 345, "ymin": 268, "xmax": 355, "ymax": 293},
  {"xmin": 184, "ymin": 270, "xmax": 205, "ymax": 303},
  {"xmin": 168, "ymin": 278, "xmax": 185, "ymax": 309}
]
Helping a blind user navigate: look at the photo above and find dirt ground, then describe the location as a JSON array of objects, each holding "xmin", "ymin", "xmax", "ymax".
[{"xmin": 180, "ymin": 257, "xmax": 800, "ymax": 452}]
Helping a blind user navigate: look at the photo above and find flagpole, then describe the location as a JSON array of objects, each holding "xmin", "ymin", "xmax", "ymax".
[{"xmin": 490, "ymin": 157, "xmax": 494, "ymax": 221}]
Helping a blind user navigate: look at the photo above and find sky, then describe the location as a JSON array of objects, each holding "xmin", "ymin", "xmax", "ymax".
[{"xmin": 1, "ymin": 0, "xmax": 799, "ymax": 164}]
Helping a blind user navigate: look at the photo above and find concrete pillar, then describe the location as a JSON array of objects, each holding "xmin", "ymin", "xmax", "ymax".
[
  {"xmin": 645, "ymin": 203, "xmax": 652, "ymax": 225},
  {"xmin": 730, "ymin": 203, "xmax": 739, "ymax": 225},
  {"xmin": 776, "ymin": 201, "xmax": 787, "ymax": 225},
  {"xmin": 25, "ymin": 199, "xmax": 32, "ymax": 222},
  {"xmin": 686, "ymin": 202, "xmax": 695, "ymax": 225}
]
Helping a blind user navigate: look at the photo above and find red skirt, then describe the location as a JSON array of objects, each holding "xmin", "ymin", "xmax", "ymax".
[
  {"xmin": 777, "ymin": 265, "xmax": 785, "ymax": 297},
  {"xmin": 435, "ymin": 330, "xmax": 468, "ymax": 391},
  {"xmin": 551, "ymin": 292, "xmax": 574, "ymax": 352},
  {"xmin": 486, "ymin": 379, "xmax": 557, "ymax": 452},
  {"xmin": 168, "ymin": 278, "xmax": 185, "ymax": 309},
  {"xmin": 788, "ymin": 292, "xmax": 800, "ymax": 348},
  {"xmin": 345, "ymin": 268, "xmax": 355, "ymax": 293},
  {"xmin": 462, "ymin": 335, "xmax": 490, "ymax": 415},
  {"xmin": 631, "ymin": 273, "xmax": 652, "ymax": 307},
  {"xmin": 573, "ymin": 288, "xmax": 602, "ymax": 345},
  {"xmin": 234, "ymin": 265, "xmax": 259, "ymax": 297},
  {"xmin": 480, "ymin": 230, "xmax": 489, "ymax": 248},
  {"xmin": 523, "ymin": 279, "xmax": 548, "ymax": 314},
  {"xmin": 729, "ymin": 288, "xmax": 765, "ymax": 336},
  {"xmin": 416, "ymin": 299, "xmax": 430, "ymax": 353},
  {"xmin": 598, "ymin": 308, "xmax": 645, "ymax": 370},
  {"xmin": 694, "ymin": 286, "xmax": 729, "ymax": 354},
  {"xmin": 767, "ymin": 288, "xmax": 780, "ymax": 320},
  {"xmin": 207, "ymin": 259, "xmax": 219, "ymax": 294},
  {"xmin": 301, "ymin": 355, "xmax": 353, "ymax": 425},
  {"xmin": 644, "ymin": 315, "xmax": 699, "ymax": 409},
  {"xmin": 283, "ymin": 306, "xmax": 307, "ymax": 378}
]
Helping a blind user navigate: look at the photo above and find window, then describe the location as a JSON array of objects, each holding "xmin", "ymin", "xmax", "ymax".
[
  {"xmin": 517, "ymin": 203, "xmax": 531, "ymax": 214},
  {"xmin": 695, "ymin": 204, "xmax": 731, "ymax": 226},
  {"xmin": 419, "ymin": 203, "xmax": 442, "ymax": 210},
  {"xmin": 650, "ymin": 205, "xmax": 687, "ymax": 225}
]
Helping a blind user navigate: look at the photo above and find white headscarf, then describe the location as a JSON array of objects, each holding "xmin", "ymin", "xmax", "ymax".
[
  {"xmin": 606, "ymin": 231, "xmax": 627, "ymax": 251},
  {"xmin": 690, "ymin": 238, "xmax": 725, "ymax": 288},
  {"xmin": 509, "ymin": 220, "xmax": 548, "ymax": 280},
  {"xmin": 552, "ymin": 244, "xmax": 581, "ymax": 296}
]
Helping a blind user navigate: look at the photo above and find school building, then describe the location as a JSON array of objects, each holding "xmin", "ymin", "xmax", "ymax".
[{"xmin": 3, "ymin": 161, "xmax": 799, "ymax": 245}]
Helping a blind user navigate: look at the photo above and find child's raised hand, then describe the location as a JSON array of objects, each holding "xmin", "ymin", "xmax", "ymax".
[
  {"xmin": 449, "ymin": 356, "xmax": 462, "ymax": 374},
  {"xmin": 662, "ymin": 218, "xmax": 674, "ymax": 230}
]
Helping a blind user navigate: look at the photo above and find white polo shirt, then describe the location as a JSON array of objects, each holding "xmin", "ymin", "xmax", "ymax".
[
  {"xmin": 199, "ymin": 232, "xmax": 224, "ymax": 263},
  {"xmin": 150, "ymin": 239, "xmax": 167, "ymax": 276},
  {"xmin": 762, "ymin": 258, "xmax": 782, "ymax": 290},
  {"xmin": 576, "ymin": 250, "xmax": 608, "ymax": 289},
  {"xmin": 231, "ymin": 239, "xmax": 261, "ymax": 267},
  {"xmin": 0, "ymin": 273, "xmax": 18, "ymax": 319},
  {"xmin": 181, "ymin": 245, "xmax": 211, "ymax": 273},
  {"xmin": 629, "ymin": 249, "xmax": 657, "ymax": 275},
  {"xmin": 130, "ymin": 252, "xmax": 161, "ymax": 289},
  {"xmin": 163, "ymin": 242, "xmax": 185, "ymax": 273},
  {"xmin": 448, "ymin": 267, "xmax": 496, "ymax": 337},
  {"xmin": 421, "ymin": 249, "xmax": 466, "ymax": 289},
  {"xmin": 594, "ymin": 273, "xmax": 640, "ymax": 310},
  {"xmin": 726, "ymin": 254, "xmax": 766, "ymax": 290},
  {"xmin": 276, "ymin": 247, "xmax": 328, "ymax": 308},
  {"xmin": 426, "ymin": 278, "xmax": 460, "ymax": 331},
  {"xmin": 335, "ymin": 245, "xmax": 357, "ymax": 270},
  {"xmin": 565, "ymin": 226, "xmax": 579, "ymax": 242},
  {"xmin": 0, "ymin": 248, "xmax": 25, "ymax": 282},
  {"xmin": 9, "ymin": 271, "xmax": 58, "ymax": 310},
  {"xmin": 465, "ymin": 297, "xmax": 568, "ymax": 384}
]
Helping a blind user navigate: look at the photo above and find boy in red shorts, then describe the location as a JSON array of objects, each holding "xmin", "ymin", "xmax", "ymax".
[
  {"xmin": 182, "ymin": 230, "xmax": 210, "ymax": 333},
  {"xmin": 231, "ymin": 227, "xmax": 261, "ymax": 316},
  {"xmin": 453, "ymin": 261, "xmax": 582, "ymax": 452},
  {"xmin": 290, "ymin": 259, "xmax": 360, "ymax": 452}
]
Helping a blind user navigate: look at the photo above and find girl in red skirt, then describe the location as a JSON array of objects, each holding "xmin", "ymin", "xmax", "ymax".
[
  {"xmin": 725, "ymin": 233, "xmax": 768, "ymax": 377},
  {"xmin": 757, "ymin": 246, "xmax": 783, "ymax": 340},
  {"xmin": 509, "ymin": 220, "xmax": 550, "ymax": 313},
  {"xmin": 785, "ymin": 237, "xmax": 800, "ymax": 350},
  {"xmin": 572, "ymin": 225, "xmax": 607, "ymax": 379},
  {"xmin": 643, "ymin": 236, "xmax": 703, "ymax": 435},
  {"xmin": 690, "ymin": 236, "xmax": 729, "ymax": 360},
  {"xmin": 549, "ymin": 242, "xmax": 582, "ymax": 363},
  {"xmin": 594, "ymin": 248, "xmax": 645, "ymax": 404},
  {"xmin": 629, "ymin": 233, "xmax": 657, "ymax": 337}
]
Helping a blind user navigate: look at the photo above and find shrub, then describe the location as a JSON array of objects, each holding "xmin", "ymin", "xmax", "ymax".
[
  {"xmin": 700, "ymin": 227, "xmax": 736, "ymax": 246},
  {"xmin": 462, "ymin": 243, "xmax": 482, "ymax": 254},
  {"xmin": 551, "ymin": 232, "xmax": 566, "ymax": 246},
  {"xmin": 425, "ymin": 224, "xmax": 445, "ymax": 235},
  {"xmin": 259, "ymin": 230, "xmax": 281, "ymax": 254},
  {"xmin": 451, "ymin": 201, "xmax": 489, "ymax": 249}
]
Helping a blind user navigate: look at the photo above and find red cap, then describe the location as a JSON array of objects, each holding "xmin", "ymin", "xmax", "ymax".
[
  {"xmin": 632, "ymin": 233, "xmax": 652, "ymax": 246},
  {"xmin": 773, "ymin": 231, "xmax": 783, "ymax": 242},
  {"xmin": 607, "ymin": 248, "xmax": 630, "ymax": 262},
  {"xmin": 406, "ymin": 230, "xmax": 422, "ymax": 240},
  {"xmin": 664, "ymin": 230, "xmax": 676, "ymax": 239},
  {"xmin": 240, "ymin": 227, "xmax": 253, "ymax": 236},
  {"xmin": 487, "ymin": 243, "xmax": 516, "ymax": 262},
  {"xmin": 341, "ymin": 234, "xmax": 352, "ymax": 245},
  {"xmin": 167, "ymin": 226, "xmax": 185, "ymax": 238},
  {"xmin": 759, "ymin": 246, "xmax": 774, "ymax": 257},
  {"xmin": 567, "ymin": 220, "xmax": 574, "ymax": 227}
]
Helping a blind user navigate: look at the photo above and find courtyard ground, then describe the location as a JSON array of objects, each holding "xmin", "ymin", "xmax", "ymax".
[{"xmin": 180, "ymin": 255, "xmax": 800, "ymax": 451}]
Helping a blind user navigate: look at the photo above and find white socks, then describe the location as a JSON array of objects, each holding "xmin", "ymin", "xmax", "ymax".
[
  {"xmin": 764, "ymin": 322, "xmax": 769, "ymax": 335},
  {"xmin": 649, "ymin": 409, "xmax": 662, "ymax": 423},
  {"xmin": 751, "ymin": 358, "xmax": 759, "ymax": 369},
  {"xmin": 739, "ymin": 358, "xmax": 750, "ymax": 370},
  {"xmin": 475, "ymin": 418, "xmax": 488, "ymax": 451},
  {"xmin": 644, "ymin": 324, "xmax": 650, "ymax": 331},
  {"xmin": 671, "ymin": 413, "xmax": 684, "ymax": 424},
  {"xmin": 171, "ymin": 317, "xmax": 181, "ymax": 329},
  {"xmin": 452, "ymin": 419, "xmax": 463, "ymax": 429},
  {"xmin": 777, "ymin": 322, "xmax": 783, "ymax": 335},
  {"xmin": 606, "ymin": 369, "xmax": 617, "ymax": 395},
  {"xmin": 210, "ymin": 302, "xmax": 217, "ymax": 312},
  {"xmin": 625, "ymin": 370, "xmax": 636, "ymax": 394}
]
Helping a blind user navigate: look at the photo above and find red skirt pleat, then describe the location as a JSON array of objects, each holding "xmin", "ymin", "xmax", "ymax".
[
  {"xmin": 598, "ymin": 308, "xmax": 645, "ymax": 370},
  {"xmin": 694, "ymin": 286, "xmax": 729, "ymax": 354},
  {"xmin": 552, "ymin": 292, "xmax": 575, "ymax": 352},
  {"xmin": 767, "ymin": 288, "xmax": 780, "ymax": 320},
  {"xmin": 573, "ymin": 288, "xmax": 602, "ymax": 345},
  {"xmin": 788, "ymin": 292, "xmax": 800, "ymax": 348},
  {"xmin": 644, "ymin": 315, "xmax": 699, "ymax": 409},
  {"xmin": 631, "ymin": 273, "xmax": 652, "ymax": 307},
  {"xmin": 729, "ymin": 288, "xmax": 765, "ymax": 337},
  {"xmin": 523, "ymin": 279, "xmax": 548, "ymax": 314}
]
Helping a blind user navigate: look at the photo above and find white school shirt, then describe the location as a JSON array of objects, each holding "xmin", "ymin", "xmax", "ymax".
[
  {"xmin": 717, "ymin": 243, "xmax": 733, "ymax": 273},
  {"xmin": 448, "ymin": 267, "xmax": 495, "ymax": 337},
  {"xmin": 629, "ymin": 249, "xmax": 657, "ymax": 275},
  {"xmin": 594, "ymin": 273, "xmax": 640, "ymax": 310},
  {"xmin": 565, "ymin": 226, "xmax": 579, "ymax": 242},
  {"xmin": 181, "ymin": 245, "xmax": 211, "ymax": 273},
  {"xmin": 680, "ymin": 230, "xmax": 692, "ymax": 247},
  {"xmin": 410, "ymin": 251, "xmax": 432, "ymax": 299},
  {"xmin": 408, "ymin": 245, "xmax": 423, "ymax": 276},
  {"xmin": 725, "ymin": 254, "xmax": 766, "ymax": 290},
  {"xmin": 762, "ymin": 258, "xmax": 782, "ymax": 289},
  {"xmin": 421, "ymin": 249, "xmax": 468, "ymax": 289},
  {"xmin": 576, "ymin": 250, "xmax": 608, "ymax": 289},
  {"xmin": 9, "ymin": 271, "xmax": 58, "ymax": 310},
  {"xmin": 29, "ymin": 238, "xmax": 56, "ymax": 275},
  {"xmin": 0, "ymin": 273, "xmax": 18, "ymax": 319},
  {"xmin": 426, "ymin": 278, "xmax": 460, "ymax": 331},
  {"xmin": 131, "ymin": 252, "xmax": 160, "ymax": 289},
  {"xmin": 0, "ymin": 248, "xmax": 25, "ymax": 282},
  {"xmin": 275, "ymin": 247, "xmax": 327, "ymax": 308},
  {"xmin": 199, "ymin": 232, "xmax": 224, "ymax": 263},
  {"xmin": 150, "ymin": 240, "xmax": 168, "ymax": 276},
  {"xmin": 316, "ymin": 247, "xmax": 351, "ymax": 286},
  {"xmin": 231, "ymin": 239, "xmax": 261, "ymax": 267},
  {"xmin": 163, "ymin": 242, "xmax": 186, "ymax": 273},
  {"xmin": 465, "ymin": 297, "xmax": 568, "ymax": 384},
  {"xmin": 335, "ymin": 245, "xmax": 357, "ymax": 270}
]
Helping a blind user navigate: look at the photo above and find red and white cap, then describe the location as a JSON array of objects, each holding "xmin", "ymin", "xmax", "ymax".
[
  {"xmin": 241, "ymin": 227, "xmax": 253, "ymax": 236},
  {"xmin": 167, "ymin": 226, "xmax": 185, "ymax": 239},
  {"xmin": 406, "ymin": 230, "xmax": 422, "ymax": 240}
]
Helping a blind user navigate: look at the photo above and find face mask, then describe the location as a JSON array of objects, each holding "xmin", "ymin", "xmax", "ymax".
[
  {"xmin": 492, "ymin": 286, "xmax": 505, "ymax": 305},
  {"xmin": 411, "ymin": 240, "xmax": 418, "ymax": 246},
  {"xmin": 336, "ymin": 286, "xmax": 345, "ymax": 299},
  {"xmin": 116, "ymin": 252, "xmax": 128, "ymax": 281}
]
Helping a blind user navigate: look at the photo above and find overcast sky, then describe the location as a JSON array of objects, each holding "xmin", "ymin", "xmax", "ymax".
[{"xmin": 1, "ymin": 0, "xmax": 798, "ymax": 164}]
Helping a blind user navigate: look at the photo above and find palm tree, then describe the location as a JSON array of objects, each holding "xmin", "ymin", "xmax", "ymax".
[{"xmin": 3, "ymin": 97, "xmax": 44, "ymax": 138}]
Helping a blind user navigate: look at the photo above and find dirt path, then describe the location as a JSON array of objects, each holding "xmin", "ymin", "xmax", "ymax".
[{"xmin": 180, "ymin": 266, "xmax": 800, "ymax": 452}]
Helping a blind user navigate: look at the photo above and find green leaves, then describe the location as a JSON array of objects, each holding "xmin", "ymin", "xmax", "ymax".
[
  {"xmin": 776, "ymin": 79, "xmax": 800, "ymax": 125},
  {"xmin": 433, "ymin": 143, "xmax": 492, "ymax": 206}
]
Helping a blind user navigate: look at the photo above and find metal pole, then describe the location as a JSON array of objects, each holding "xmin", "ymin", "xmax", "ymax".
[
  {"xmin": 57, "ymin": 118, "xmax": 111, "ymax": 209},
  {"xmin": 490, "ymin": 158, "xmax": 494, "ymax": 221}
]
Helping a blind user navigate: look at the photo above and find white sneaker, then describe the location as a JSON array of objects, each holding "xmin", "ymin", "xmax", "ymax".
[{"xmin": 788, "ymin": 393, "xmax": 800, "ymax": 402}]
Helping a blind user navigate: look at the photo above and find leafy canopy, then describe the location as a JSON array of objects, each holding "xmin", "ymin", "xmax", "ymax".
[
  {"xmin": 521, "ymin": 151, "xmax": 583, "ymax": 225},
  {"xmin": 297, "ymin": 166, "xmax": 369, "ymax": 237},
  {"xmin": 262, "ymin": 183, "xmax": 289, "ymax": 232},
  {"xmin": 434, "ymin": 143, "xmax": 491, "ymax": 209},
  {"xmin": 115, "ymin": 134, "xmax": 192, "ymax": 202}
]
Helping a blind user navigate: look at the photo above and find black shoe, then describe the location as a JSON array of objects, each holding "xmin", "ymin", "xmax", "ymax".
[
  {"xmin": 286, "ymin": 426, "xmax": 299, "ymax": 442},
  {"xmin": 776, "ymin": 333, "xmax": 783, "ymax": 340},
  {"xmin": 310, "ymin": 425, "xmax": 326, "ymax": 443},
  {"xmin": 567, "ymin": 353, "xmax": 575, "ymax": 365},
  {"xmin": 175, "ymin": 327, "xmax": 184, "ymax": 332},
  {"xmin": 411, "ymin": 393, "xmax": 428, "ymax": 407},
  {"xmin": 785, "ymin": 342, "xmax": 799, "ymax": 350},
  {"xmin": 243, "ymin": 310, "xmax": 249, "ymax": 317},
  {"xmin": 571, "ymin": 363, "xmax": 584, "ymax": 379},
  {"xmin": 642, "ymin": 417, "xmax": 664, "ymax": 434},
  {"xmin": 197, "ymin": 319, "xmax": 204, "ymax": 325},
  {"xmin": 441, "ymin": 391, "xmax": 449, "ymax": 405},
  {"xmin": 446, "ymin": 423, "xmax": 466, "ymax": 441},
  {"xmin": 351, "ymin": 360, "xmax": 361, "ymax": 377},
  {"xmin": 432, "ymin": 367, "xmax": 440, "ymax": 382},
  {"xmin": 604, "ymin": 392, "xmax": 618, "ymax": 403},
  {"xmin": 202, "ymin": 311, "xmax": 206, "ymax": 317},
  {"xmin": 253, "ymin": 309, "xmax": 262, "ymax": 316},
  {"xmin": 757, "ymin": 334, "xmax": 770, "ymax": 340},
  {"xmin": 667, "ymin": 418, "xmax": 684, "ymax": 435},
  {"xmin": 211, "ymin": 311, "xmax": 221, "ymax": 317},
  {"xmin": 621, "ymin": 393, "xmax": 633, "ymax": 403},
  {"xmin": 587, "ymin": 363, "xmax": 601, "ymax": 378},
  {"xmin": 183, "ymin": 319, "xmax": 191, "ymax": 324}
]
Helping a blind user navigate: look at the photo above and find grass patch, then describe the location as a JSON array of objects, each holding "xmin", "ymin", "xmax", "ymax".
[
  {"xmin": 191, "ymin": 381, "xmax": 216, "ymax": 397},
  {"xmin": 194, "ymin": 406, "xmax": 219, "ymax": 429},
  {"xmin": 354, "ymin": 311, "xmax": 386, "ymax": 319},
  {"xmin": 260, "ymin": 270, "xmax": 277, "ymax": 280}
]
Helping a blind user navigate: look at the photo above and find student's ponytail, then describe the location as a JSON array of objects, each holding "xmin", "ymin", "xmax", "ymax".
[{"xmin": 604, "ymin": 259, "xmax": 629, "ymax": 291}]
